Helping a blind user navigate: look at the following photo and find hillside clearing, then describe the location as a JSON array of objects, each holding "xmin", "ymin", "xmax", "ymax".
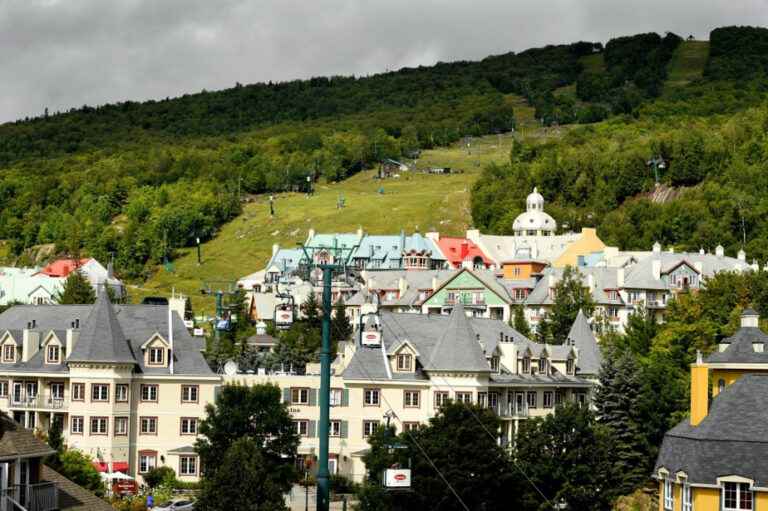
[{"xmin": 664, "ymin": 40, "xmax": 709, "ymax": 93}]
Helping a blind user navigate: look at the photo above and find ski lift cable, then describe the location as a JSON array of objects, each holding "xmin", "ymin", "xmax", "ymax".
[
  {"xmin": 386, "ymin": 312, "xmax": 559, "ymax": 510},
  {"xmin": 350, "ymin": 346, "xmax": 471, "ymax": 511}
]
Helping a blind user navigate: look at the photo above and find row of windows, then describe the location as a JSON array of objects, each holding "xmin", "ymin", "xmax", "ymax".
[
  {"xmin": 664, "ymin": 479, "xmax": 752, "ymax": 511},
  {"xmin": 139, "ymin": 452, "xmax": 198, "ymax": 476},
  {"xmin": 293, "ymin": 419, "xmax": 421, "ymax": 439},
  {"xmin": 70, "ymin": 416, "xmax": 199, "ymax": 436},
  {"xmin": 0, "ymin": 382, "xmax": 199, "ymax": 404},
  {"xmin": 359, "ymin": 389, "xmax": 582, "ymax": 409},
  {"xmin": 518, "ymin": 357, "xmax": 575, "ymax": 376}
]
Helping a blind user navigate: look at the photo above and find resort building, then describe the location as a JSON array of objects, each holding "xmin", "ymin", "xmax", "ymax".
[
  {"xmin": 654, "ymin": 309, "xmax": 768, "ymax": 511},
  {"xmin": 233, "ymin": 304, "xmax": 601, "ymax": 482},
  {"xmin": 0, "ymin": 293, "xmax": 217, "ymax": 485}
]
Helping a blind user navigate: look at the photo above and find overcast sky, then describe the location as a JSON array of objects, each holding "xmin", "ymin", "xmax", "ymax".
[{"xmin": 1, "ymin": 0, "xmax": 766, "ymax": 123}]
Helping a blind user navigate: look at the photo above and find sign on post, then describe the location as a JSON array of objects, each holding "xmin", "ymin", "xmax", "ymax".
[{"xmin": 384, "ymin": 468, "xmax": 411, "ymax": 488}]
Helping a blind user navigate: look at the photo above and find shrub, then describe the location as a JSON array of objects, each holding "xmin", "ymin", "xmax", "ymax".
[{"xmin": 143, "ymin": 466, "xmax": 176, "ymax": 489}]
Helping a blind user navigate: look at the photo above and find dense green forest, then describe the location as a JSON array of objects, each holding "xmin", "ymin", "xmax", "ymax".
[
  {"xmin": 1, "ymin": 25, "xmax": 766, "ymax": 279},
  {"xmin": 472, "ymin": 26, "xmax": 768, "ymax": 261}
]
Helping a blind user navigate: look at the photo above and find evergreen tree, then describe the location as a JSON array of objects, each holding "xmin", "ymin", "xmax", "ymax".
[
  {"xmin": 196, "ymin": 384, "xmax": 298, "ymax": 510},
  {"xmin": 515, "ymin": 402, "xmax": 617, "ymax": 511},
  {"xmin": 301, "ymin": 292, "xmax": 321, "ymax": 329},
  {"xmin": 537, "ymin": 266, "xmax": 595, "ymax": 344},
  {"xmin": 331, "ymin": 298, "xmax": 352, "ymax": 343},
  {"xmin": 594, "ymin": 347, "xmax": 650, "ymax": 498},
  {"xmin": 511, "ymin": 305, "xmax": 532, "ymax": 337},
  {"xmin": 44, "ymin": 416, "xmax": 65, "ymax": 470},
  {"xmin": 55, "ymin": 271, "xmax": 96, "ymax": 304}
]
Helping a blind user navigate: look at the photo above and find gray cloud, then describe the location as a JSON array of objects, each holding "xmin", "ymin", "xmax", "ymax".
[{"xmin": 1, "ymin": 0, "xmax": 766, "ymax": 122}]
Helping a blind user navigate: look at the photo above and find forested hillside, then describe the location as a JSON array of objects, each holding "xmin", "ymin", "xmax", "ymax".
[
  {"xmin": 1, "ymin": 25, "xmax": 766, "ymax": 282},
  {"xmin": 472, "ymin": 25, "xmax": 768, "ymax": 261}
]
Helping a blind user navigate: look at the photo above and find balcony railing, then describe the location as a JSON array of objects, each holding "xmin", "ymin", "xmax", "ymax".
[
  {"xmin": 493, "ymin": 403, "xmax": 529, "ymax": 418},
  {"xmin": 444, "ymin": 295, "xmax": 486, "ymax": 306},
  {"xmin": 9, "ymin": 395, "xmax": 67, "ymax": 410},
  {"xmin": 1, "ymin": 482, "xmax": 58, "ymax": 511}
]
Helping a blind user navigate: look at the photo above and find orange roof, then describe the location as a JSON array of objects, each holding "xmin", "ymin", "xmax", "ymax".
[
  {"xmin": 436, "ymin": 237, "xmax": 492, "ymax": 268},
  {"xmin": 38, "ymin": 258, "xmax": 91, "ymax": 277}
]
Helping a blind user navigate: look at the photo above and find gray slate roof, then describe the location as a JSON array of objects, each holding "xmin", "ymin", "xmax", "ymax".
[
  {"xmin": 707, "ymin": 326, "xmax": 768, "ymax": 364},
  {"xmin": 566, "ymin": 310, "xmax": 603, "ymax": 375},
  {"xmin": 0, "ymin": 300, "xmax": 213, "ymax": 376},
  {"xmin": 623, "ymin": 252, "xmax": 750, "ymax": 290},
  {"xmin": 654, "ymin": 374, "xmax": 768, "ymax": 486},
  {"xmin": 68, "ymin": 293, "xmax": 135, "ymax": 364},
  {"xmin": 424, "ymin": 305, "xmax": 490, "ymax": 372},
  {"xmin": 525, "ymin": 267, "xmax": 623, "ymax": 307}
]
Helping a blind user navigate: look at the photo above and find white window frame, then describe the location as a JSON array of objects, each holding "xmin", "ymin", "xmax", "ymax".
[
  {"xmin": 291, "ymin": 388, "xmax": 309, "ymax": 405},
  {"xmin": 90, "ymin": 417, "xmax": 108, "ymax": 435},
  {"xmin": 664, "ymin": 477, "xmax": 674, "ymax": 511},
  {"xmin": 50, "ymin": 383, "xmax": 64, "ymax": 400},
  {"xmin": 71, "ymin": 416, "xmax": 84, "ymax": 434},
  {"xmin": 46, "ymin": 344, "xmax": 60, "ymax": 364},
  {"xmin": 180, "ymin": 417, "xmax": 198, "ymax": 435},
  {"xmin": 181, "ymin": 385, "xmax": 199, "ymax": 403},
  {"xmin": 115, "ymin": 384, "xmax": 129, "ymax": 402},
  {"xmin": 682, "ymin": 480, "xmax": 692, "ymax": 511},
  {"xmin": 329, "ymin": 388, "xmax": 343, "ymax": 406},
  {"xmin": 396, "ymin": 353, "xmax": 412, "ymax": 372},
  {"xmin": 114, "ymin": 416, "xmax": 129, "ymax": 436},
  {"xmin": 140, "ymin": 416, "xmax": 158, "ymax": 434},
  {"xmin": 434, "ymin": 391, "xmax": 449, "ymax": 408},
  {"xmin": 722, "ymin": 482, "xmax": 753, "ymax": 511},
  {"xmin": 455, "ymin": 392, "xmax": 472, "ymax": 404},
  {"xmin": 91, "ymin": 384, "xmax": 109, "ymax": 402},
  {"xmin": 404, "ymin": 390, "xmax": 420, "ymax": 408},
  {"xmin": 362, "ymin": 420, "xmax": 380, "ymax": 438},
  {"xmin": 294, "ymin": 420, "xmax": 309, "ymax": 436},
  {"xmin": 329, "ymin": 420, "xmax": 341, "ymax": 437},
  {"xmin": 139, "ymin": 454, "xmax": 156, "ymax": 474},
  {"xmin": 363, "ymin": 388, "xmax": 380, "ymax": 406},
  {"xmin": 148, "ymin": 347, "xmax": 164, "ymax": 365},
  {"xmin": 140, "ymin": 384, "xmax": 158, "ymax": 402},
  {"xmin": 179, "ymin": 456, "xmax": 197, "ymax": 476},
  {"xmin": 3, "ymin": 344, "xmax": 15, "ymax": 363}
]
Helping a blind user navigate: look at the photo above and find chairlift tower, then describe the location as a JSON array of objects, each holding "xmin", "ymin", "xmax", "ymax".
[
  {"xmin": 298, "ymin": 240, "xmax": 354, "ymax": 511},
  {"xmin": 200, "ymin": 280, "xmax": 242, "ymax": 350}
]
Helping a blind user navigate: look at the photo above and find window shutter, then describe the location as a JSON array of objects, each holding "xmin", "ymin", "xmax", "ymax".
[
  {"xmin": 309, "ymin": 389, "xmax": 318, "ymax": 406},
  {"xmin": 308, "ymin": 420, "xmax": 317, "ymax": 438},
  {"xmin": 341, "ymin": 389, "xmax": 349, "ymax": 407},
  {"xmin": 340, "ymin": 420, "xmax": 348, "ymax": 438},
  {"xmin": 282, "ymin": 388, "xmax": 291, "ymax": 404}
]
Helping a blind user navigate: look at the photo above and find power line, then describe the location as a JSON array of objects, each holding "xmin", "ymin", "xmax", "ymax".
[{"xmin": 384, "ymin": 311, "xmax": 558, "ymax": 510}]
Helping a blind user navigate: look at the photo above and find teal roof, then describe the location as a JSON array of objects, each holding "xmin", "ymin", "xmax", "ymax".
[{"xmin": 305, "ymin": 233, "xmax": 362, "ymax": 250}]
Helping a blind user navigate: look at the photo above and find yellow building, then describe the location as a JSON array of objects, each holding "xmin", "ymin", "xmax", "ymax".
[{"xmin": 654, "ymin": 309, "xmax": 768, "ymax": 511}]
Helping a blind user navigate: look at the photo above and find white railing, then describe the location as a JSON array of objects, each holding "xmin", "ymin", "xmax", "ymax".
[{"xmin": 9, "ymin": 395, "xmax": 67, "ymax": 410}]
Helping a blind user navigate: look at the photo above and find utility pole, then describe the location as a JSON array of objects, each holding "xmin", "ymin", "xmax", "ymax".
[{"xmin": 196, "ymin": 237, "xmax": 202, "ymax": 265}]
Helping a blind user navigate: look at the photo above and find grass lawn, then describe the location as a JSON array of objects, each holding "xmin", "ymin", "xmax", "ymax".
[
  {"xmin": 664, "ymin": 41, "xmax": 709, "ymax": 93},
  {"xmin": 133, "ymin": 132, "xmax": 518, "ymax": 312}
]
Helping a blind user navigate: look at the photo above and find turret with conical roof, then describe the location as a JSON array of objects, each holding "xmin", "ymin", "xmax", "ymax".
[
  {"xmin": 423, "ymin": 304, "xmax": 490, "ymax": 372},
  {"xmin": 67, "ymin": 292, "xmax": 136, "ymax": 365}
]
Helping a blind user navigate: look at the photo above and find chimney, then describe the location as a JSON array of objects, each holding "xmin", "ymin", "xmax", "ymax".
[
  {"xmin": 466, "ymin": 229, "xmax": 480, "ymax": 243},
  {"xmin": 431, "ymin": 276, "xmax": 439, "ymax": 292},
  {"xmin": 737, "ymin": 249, "xmax": 746, "ymax": 262},
  {"xmin": 586, "ymin": 274, "xmax": 595, "ymax": 292},
  {"xmin": 65, "ymin": 328, "xmax": 80, "ymax": 360},
  {"xmin": 715, "ymin": 245, "xmax": 724, "ymax": 258},
  {"xmin": 652, "ymin": 241, "xmax": 661, "ymax": 254},
  {"xmin": 425, "ymin": 232, "xmax": 440, "ymax": 242},
  {"xmin": 21, "ymin": 329, "xmax": 40, "ymax": 363},
  {"xmin": 616, "ymin": 268, "xmax": 625, "ymax": 287},
  {"xmin": 168, "ymin": 304, "xmax": 175, "ymax": 375},
  {"xmin": 272, "ymin": 243, "xmax": 279, "ymax": 256},
  {"xmin": 741, "ymin": 308, "xmax": 759, "ymax": 328},
  {"xmin": 652, "ymin": 260, "xmax": 661, "ymax": 280},
  {"xmin": 690, "ymin": 350, "xmax": 709, "ymax": 426},
  {"xmin": 356, "ymin": 227, "xmax": 364, "ymax": 239},
  {"xmin": 398, "ymin": 277, "xmax": 407, "ymax": 297}
]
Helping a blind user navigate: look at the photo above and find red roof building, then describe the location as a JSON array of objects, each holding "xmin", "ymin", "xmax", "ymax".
[
  {"xmin": 37, "ymin": 258, "xmax": 91, "ymax": 278},
  {"xmin": 435, "ymin": 237, "xmax": 493, "ymax": 270}
]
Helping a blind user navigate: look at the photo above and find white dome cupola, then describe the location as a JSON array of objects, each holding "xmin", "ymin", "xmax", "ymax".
[{"xmin": 513, "ymin": 187, "xmax": 557, "ymax": 236}]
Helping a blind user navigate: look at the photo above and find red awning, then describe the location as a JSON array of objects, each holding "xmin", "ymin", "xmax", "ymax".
[
  {"xmin": 112, "ymin": 462, "xmax": 129, "ymax": 473},
  {"xmin": 92, "ymin": 462, "xmax": 109, "ymax": 472}
]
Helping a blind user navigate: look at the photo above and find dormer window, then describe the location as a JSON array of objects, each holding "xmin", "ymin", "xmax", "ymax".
[
  {"xmin": 2, "ymin": 345, "xmax": 15, "ymax": 363},
  {"xmin": 490, "ymin": 356, "xmax": 499, "ymax": 372},
  {"xmin": 397, "ymin": 354, "xmax": 413, "ymax": 372},
  {"xmin": 566, "ymin": 359, "xmax": 575, "ymax": 375},
  {"xmin": 148, "ymin": 347, "xmax": 164, "ymax": 366},
  {"xmin": 46, "ymin": 345, "xmax": 61, "ymax": 364},
  {"xmin": 538, "ymin": 357, "xmax": 549, "ymax": 375},
  {"xmin": 521, "ymin": 356, "xmax": 531, "ymax": 374}
]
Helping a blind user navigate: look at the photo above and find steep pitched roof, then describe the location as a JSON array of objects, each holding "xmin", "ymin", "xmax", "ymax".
[
  {"xmin": 654, "ymin": 374, "xmax": 768, "ymax": 486},
  {"xmin": 566, "ymin": 310, "xmax": 603, "ymax": 375},
  {"xmin": 707, "ymin": 326, "xmax": 768, "ymax": 364},
  {"xmin": 423, "ymin": 304, "xmax": 490, "ymax": 372},
  {"xmin": 37, "ymin": 259, "xmax": 91, "ymax": 278},
  {"xmin": 67, "ymin": 292, "xmax": 135, "ymax": 365},
  {"xmin": 0, "ymin": 412, "xmax": 54, "ymax": 459}
]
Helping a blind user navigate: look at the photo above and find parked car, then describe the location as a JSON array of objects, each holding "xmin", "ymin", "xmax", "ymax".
[{"xmin": 153, "ymin": 499, "xmax": 194, "ymax": 511}]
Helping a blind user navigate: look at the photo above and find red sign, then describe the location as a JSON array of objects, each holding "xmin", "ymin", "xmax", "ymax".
[
  {"xmin": 394, "ymin": 474, "xmax": 406, "ymax": 481},
  {"xmin": 113, "ymin": 480, "xmax": 138, "ymax": 496}
]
